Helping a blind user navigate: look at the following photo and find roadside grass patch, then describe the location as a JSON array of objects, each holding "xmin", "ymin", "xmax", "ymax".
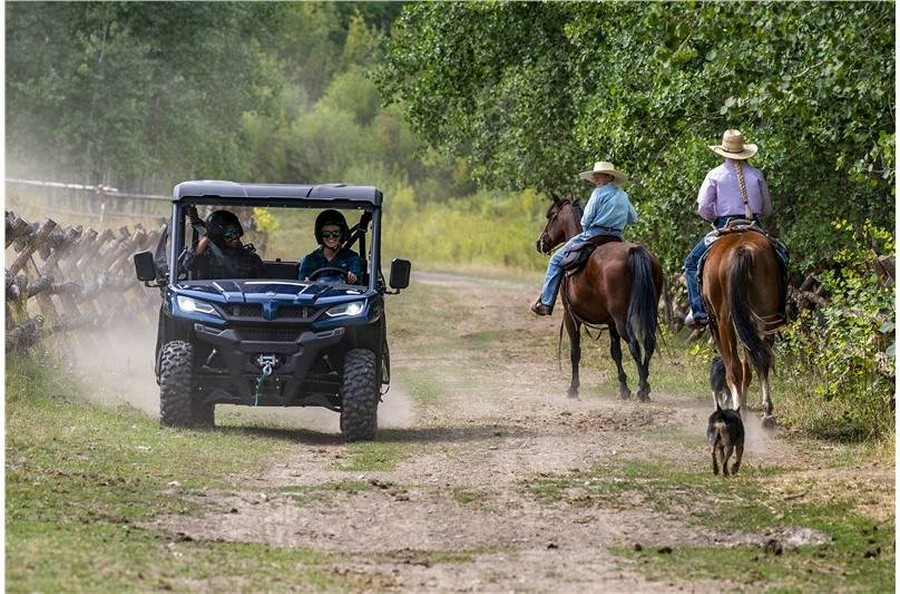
[
  {"xmin": 336, "ymin": 441, "xmax": 408, "ymax": 471},
  {"xmin": 521, "ymin": 457, "xmax": 894, "ymax": 591},
  {"xmin": 7, "ymin": 355, "xmax": 370, "ymax": 592},
  {"xmin": 451, "ymin": 487, "xmax": 504, "ymax": 513},
  {"xmin": 615, "ymin": 500, "xmax": 893, "ymax": 593},
  {"xmin": 397, "ymin": 371, "xmax": 445, "ymax": 405}
]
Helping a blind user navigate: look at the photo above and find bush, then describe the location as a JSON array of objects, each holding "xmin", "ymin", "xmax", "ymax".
[{"xmin": 777, "ymin": 220, "xmax": 895, "ymax": 441}]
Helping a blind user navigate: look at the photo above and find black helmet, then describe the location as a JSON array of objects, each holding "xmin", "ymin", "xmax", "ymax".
[
  {"xmin": 206, "ymin": 210, "xmax": 243, "ymax": 242},
  {"xmin": 314, "ymin": 209, "xmax": 349, "ymax": 244}
]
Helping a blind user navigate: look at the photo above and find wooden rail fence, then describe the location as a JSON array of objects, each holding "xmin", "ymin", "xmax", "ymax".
[{"xmin": 6, "ymin": 211, "xmax": 162, "ymax": 353}]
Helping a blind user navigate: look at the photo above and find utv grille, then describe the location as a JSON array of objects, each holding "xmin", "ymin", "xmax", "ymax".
[
  {"xmin": 237, "ymin": 328, "xmax": 304, "ymax": 342},
  {"xmin": 225, "ymin": 304, "xmax": 316, "ymax": 320},
  {"xmin": 276, "ymin": 305, "xmax": 315, "ymax": 319},
  {"xmin": 227, "ymin": 304, "xmax": 263, "ymax": 317}
]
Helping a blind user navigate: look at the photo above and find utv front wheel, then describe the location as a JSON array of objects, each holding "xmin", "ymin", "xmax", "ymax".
[
  {"xmin": 340, "ymin": 349, "xmax": 378, "ymax": 441},
  {"xmin": 159, "ymin": 340, "xmax": 204, "ymax": 428}
]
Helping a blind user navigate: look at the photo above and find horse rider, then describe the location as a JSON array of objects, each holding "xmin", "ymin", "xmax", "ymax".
[
  {"xmin": 532, "ymin": 161, "xmax": 638, "ymax": 316},
  {"xmin": 684, "ymin": 129, "xmax": 781, "ymax": 328}
]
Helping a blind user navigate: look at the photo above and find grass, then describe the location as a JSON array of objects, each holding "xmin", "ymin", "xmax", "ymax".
[
  {"xmin": 521, "ymin": 455, "xmax": 895, "ymax": 592},
  {"xmin": 5, "ymin": 354, "xmax": 379, "ymax": 592}
]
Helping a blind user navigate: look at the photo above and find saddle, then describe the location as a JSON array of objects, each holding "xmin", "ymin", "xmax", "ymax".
[
  {"xmin": 560, "ymin": 235, "xmax": 622, "ymax": 274},
  {"xmin": 698, "ymin": 220, "xmax": 789, "ymax": 271}
]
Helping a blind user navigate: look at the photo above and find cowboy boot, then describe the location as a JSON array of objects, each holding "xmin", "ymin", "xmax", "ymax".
[{"xmin": 531, "ymin": 299, "xmax": 553, "ymax": 316}]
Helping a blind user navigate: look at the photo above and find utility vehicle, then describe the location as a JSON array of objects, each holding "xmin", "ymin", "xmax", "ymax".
[{"xmin": 134, "ymin": 181, "xmax": 410, "ymax": 441}]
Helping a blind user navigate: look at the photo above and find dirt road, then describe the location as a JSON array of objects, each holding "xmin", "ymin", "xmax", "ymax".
[{"xmin": 145, "ymin": 272, "xmax": 893, "ymax": 592}]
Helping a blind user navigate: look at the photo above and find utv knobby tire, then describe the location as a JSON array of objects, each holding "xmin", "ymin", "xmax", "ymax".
[
  {"xmin": 159, "ymin": 340, "xmax": 209, "ymax": 428},
  {"xmin": 340, "ymin": 349, "xmax": 379, "ymax": 442}
]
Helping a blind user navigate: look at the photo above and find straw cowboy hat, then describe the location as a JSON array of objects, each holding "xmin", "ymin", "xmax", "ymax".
[
  {"xmin": 578, "ymin": 161, "xmax": 627, "ymax": 184},
  {"xmin": 709, "ymin": 129, "xmax": 758, "ymax": 160}
]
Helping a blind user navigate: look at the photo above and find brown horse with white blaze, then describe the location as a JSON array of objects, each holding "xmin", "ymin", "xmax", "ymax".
[
  {"xmin": 701, "ymin": 230, "xmax": 784, "ymax": 427},
  {"xmin": 536, "ymin": 194, "xmax": 664, "ymax": 400}
]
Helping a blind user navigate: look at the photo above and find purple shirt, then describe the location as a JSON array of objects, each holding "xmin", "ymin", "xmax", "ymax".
[{"xmin": 697, "ymin": 160, "xmax": 772, "ymax": 222}]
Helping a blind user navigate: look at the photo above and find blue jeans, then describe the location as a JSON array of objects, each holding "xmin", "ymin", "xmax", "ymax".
[
  {"xmin": 684, "ymin": 236, "xmax": 712, "ymax": 318},
  {"xmin": 540, "ymin": 235, "xmax": 582, "ymax": 307}
]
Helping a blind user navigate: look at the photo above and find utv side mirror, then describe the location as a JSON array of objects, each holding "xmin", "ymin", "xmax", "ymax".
[
  {"xmin": 389, "ymin": 258, "xmax": 411, "ymax": 290},
  {"xmin": 134, "ymin": 251, "xmax": 158, "ymax": 282}
]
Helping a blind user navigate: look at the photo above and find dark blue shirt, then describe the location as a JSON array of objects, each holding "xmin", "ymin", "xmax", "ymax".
[{"xmin": 298, "ymin": 247, "xmax": 365, "ymax": 283}]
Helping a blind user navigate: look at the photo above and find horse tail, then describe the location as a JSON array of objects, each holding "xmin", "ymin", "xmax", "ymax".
[
  {"xmin": 626, "ymin": 246, "xmax": 658, "ymax": 366},
  {"xmin": 728, "ymin": 247, "xmax": 773, "ymax": 376}
]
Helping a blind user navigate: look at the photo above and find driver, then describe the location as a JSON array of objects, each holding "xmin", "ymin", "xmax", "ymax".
[{"xmin": 299, "ymin": 209, "xmax": 365, "ymax": 284}]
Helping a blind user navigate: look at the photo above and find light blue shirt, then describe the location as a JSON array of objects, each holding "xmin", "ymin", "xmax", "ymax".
[{"xmin": 581, "ymin": 183, "xmax": 638, "ymax": 238}]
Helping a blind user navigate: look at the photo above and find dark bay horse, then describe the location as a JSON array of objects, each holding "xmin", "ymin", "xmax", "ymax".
[
  {"xmin": 536, "ymin": 195, "xmax": 663, "ymax": 400},
  {"xmin": 701, "ymin": 229, "xmax": 784, "ymax": 427}
]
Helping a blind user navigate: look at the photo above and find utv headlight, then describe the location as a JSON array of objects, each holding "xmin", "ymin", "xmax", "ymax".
[
  {"xmin": 176, "ymin": 295, "xmax": 220, "ymax": 316},
  {"xmin": 325, "ymin": 300, "xmax": 367, "ymax": 318}
]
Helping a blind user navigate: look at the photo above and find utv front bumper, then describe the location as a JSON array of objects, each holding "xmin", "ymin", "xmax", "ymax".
[{"xmin": 191, "ymin": 323, "xmax": 346, "ymax": 409}]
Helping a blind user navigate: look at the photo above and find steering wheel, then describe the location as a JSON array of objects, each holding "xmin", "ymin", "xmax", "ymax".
[{"xmin": 307, "ymin": 266, "xmax": 349, "ymax": 282}]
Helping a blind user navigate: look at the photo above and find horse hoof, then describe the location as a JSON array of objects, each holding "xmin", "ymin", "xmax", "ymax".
[
  {"xmin": 618, "ymin": 390, "xmax": 632, "ymax": 400},
  {"xmin": 567, "ymin": 390, "xmax": 580, "ymax": 399},
  {"xmin": 761, "ymin": 415, "xmax": 777, "ymax": 431},
  {"xmin": 637, "ymin": 388, "xmax": 651, "ymax": 402}
]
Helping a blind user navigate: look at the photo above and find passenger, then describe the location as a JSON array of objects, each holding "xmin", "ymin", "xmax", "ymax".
[{"xmin": 184, "ymin": 209, "xmax": 264, "ymax": 279}]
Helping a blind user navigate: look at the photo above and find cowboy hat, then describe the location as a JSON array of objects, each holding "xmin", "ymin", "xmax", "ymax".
[
  {"xmin": 578, "ymin": 161, "xmax": 627, "ymax": 184},
  {"xmin": 709, "ymin": 129, "xmax": 758, "ymax": 160}
]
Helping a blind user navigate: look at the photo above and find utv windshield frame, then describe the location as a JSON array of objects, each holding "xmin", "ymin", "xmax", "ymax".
[{"xmin": 168, "ymin": 181, "xmax": 384, "ymax": 291}]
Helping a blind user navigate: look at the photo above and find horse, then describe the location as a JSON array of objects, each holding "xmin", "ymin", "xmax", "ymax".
[
  {"xmin": 535, "ymin": 194, "xmax": 663, "ymax": 400},
  {"xmin": 701, "ymin": 228, "xmax": 784, "ymax": 428}
]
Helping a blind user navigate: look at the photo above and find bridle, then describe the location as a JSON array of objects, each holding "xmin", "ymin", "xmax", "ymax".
[{"xmin": 537, "ymin": 198, "xmax": 582, "ymax": 255}]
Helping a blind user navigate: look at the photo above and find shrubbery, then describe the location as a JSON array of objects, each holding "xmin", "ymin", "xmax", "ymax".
[{"xmin": 777, "ymin": 221, "xmax": 894, "ymax": 441}]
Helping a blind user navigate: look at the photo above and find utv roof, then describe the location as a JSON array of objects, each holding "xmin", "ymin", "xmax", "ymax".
[{"xmin": 172, "ymin": 180, "xmax": 383, "ymax": 206}]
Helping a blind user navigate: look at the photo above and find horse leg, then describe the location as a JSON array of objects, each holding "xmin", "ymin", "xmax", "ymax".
[
  {"xmin": 759, "ymin": 337, "xmax": 776, "ymax": 429},
  {"xmin": 740, "ymin": 357, "xmax": 752, "ymax": 412},
  {"xmin": 608, "ymin": 326, "xmax": 631, "ymax": 400},
  {"xmin": 714, "ymin": 322, "xmax": 744, "ymax": 414},
  {"xmin": 623, "ymin": 327, "xmax": 650, "ymax": 402},
  {"xmin": 565, "ymin": 313, "xmax": 581, "ymax": 398}
]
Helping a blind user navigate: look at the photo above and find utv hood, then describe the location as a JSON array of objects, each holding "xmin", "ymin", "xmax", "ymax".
[{"xmin": 174, "ymin": 279, "xmax": 367, "ymax": 307}]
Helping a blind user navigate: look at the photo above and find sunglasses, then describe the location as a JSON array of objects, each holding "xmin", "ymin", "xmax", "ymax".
[
  {"xmin": 222, "ymin": 227, "xmax": 241, "ymax": 241},
  {"xmin": 321, "ymin": 231, "xmax": 343, "ymax": 239}
]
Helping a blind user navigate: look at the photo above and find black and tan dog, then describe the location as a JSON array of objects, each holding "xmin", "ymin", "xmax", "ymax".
[
  {"xmin": 707, "ymin": 357, "xmax": 744, "ymax": 477},
  {"xmin": 709, "ymin": 355, "xmax": 728, "ymax": 409}
]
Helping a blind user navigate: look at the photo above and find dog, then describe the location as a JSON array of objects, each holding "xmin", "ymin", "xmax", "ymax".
[
  {"xmin": 709, "ymin": 355, "xmax": 728, "ymax": 409},
  {"xmin": 707, "ymin": 357, "xmax": 744, "ymax": 477},
  {"xmin": 707, "ymin": 402, "xmax": 745, "ymax": 477}
]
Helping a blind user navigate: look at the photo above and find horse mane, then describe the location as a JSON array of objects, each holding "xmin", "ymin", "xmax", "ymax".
[{"xmin": 551, "ymin": 194, "xmax": 583, "ymax": 219}]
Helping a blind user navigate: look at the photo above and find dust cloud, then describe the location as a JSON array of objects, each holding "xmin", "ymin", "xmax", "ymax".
[
  {"xmin": 67, "ymin": 320, "xmax": 160, "ymax": 416},
  {"xmin": 66, "ymin": 320, "xmax": 415, "ymax": 434}
]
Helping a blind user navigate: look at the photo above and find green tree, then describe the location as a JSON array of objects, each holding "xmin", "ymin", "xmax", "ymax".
[
  {"xmin": 378, "ymin": 1, "xmax": 895, "ymax": 270},
  {"xmin": 6, "ymin": 2, "xmax": 281, "ymax": 189}
]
